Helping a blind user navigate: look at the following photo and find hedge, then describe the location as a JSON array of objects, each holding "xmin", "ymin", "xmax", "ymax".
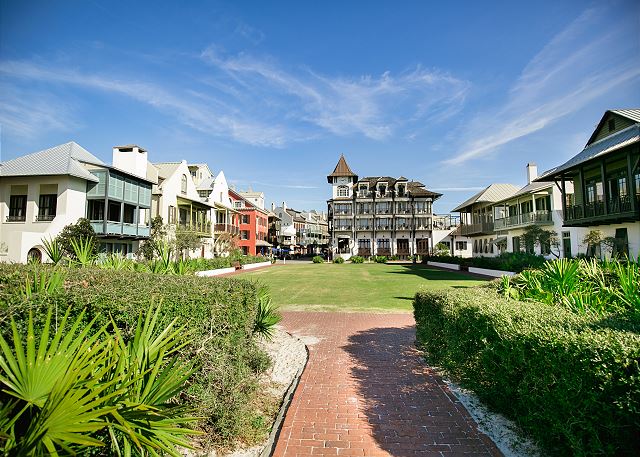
[
  {"xmin": 0, "ymin": 264, "xmax": 273, "ymax": 449},
  {"xmin": 422, "ymin": 252, "xmax": 547, "ymax": 272},
  {"xmin": 413, "ymin": 288, "xmax": 640, "ymax": 456}
]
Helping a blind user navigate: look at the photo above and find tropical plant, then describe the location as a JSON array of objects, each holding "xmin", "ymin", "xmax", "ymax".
[
  {"xmin": 333, "ymin": 256, "xmax": 344, "ymax": 264},
  {"xmin": 41, "ymin": 236, "xmax": 64, "ymax": 265},
  {"xmin": 521, "ymin": 225, "xmax": 560, "ymax": 257},
  {"xmin": 137, "ymin": 216, "xmax": 166, "ymax": 260},
  {"xmin": 154, "ymin": 240, "xmax": 174, "ymax": 273},
  {"xmin": 433, "ymin": 243, "xmax": 450, "ymax": 256},
  {"xmin": 374, "ymin": 255, "xmax": 388, "ymax": 263},
  {"xmin": 55, "ymin": 218, "xmax": 97, "ymax": 259},
  {"xmin": 173, "ymin": 227, "xmax": 202, "ymax": 260},
  {"xmin": 350, "ymin": 255, "xmax": 365, "ymax": 264},
  {"xmin": 70, "ymin": 237, "xmax": 97, "ymax": 267},
  {"xmin": 312, "ymin": 255, "xmax": 324, "ymax": 263},
  {"xmin": 0, "ymin": 304, "xmax": 201, "ymax": 456},
  {"xmin": 253, "ymin": 287, "xmax": 281, "ymax": 340},
  {"xmin": 172, "ymin": 259, "xmax": 195, "ymax": 275},
  {"xmin": 99, "ymin": 253, "xmax": 133, "ymax": 271},
  {"xmin": 22, "ymin": 268, "xmax": 65, "ymax": 299}
]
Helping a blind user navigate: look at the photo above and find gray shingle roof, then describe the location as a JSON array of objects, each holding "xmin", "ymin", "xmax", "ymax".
[
  {"xmin": 451, "ymin": 183, "xmax": 520, "ymax": 212},
  {"xmin": 0, "ymin": 141, "xmax": 104, "ymax": 182},
  {"xmin": 537, "ymin": 124, "xmax": 640, "ymax": 181}
]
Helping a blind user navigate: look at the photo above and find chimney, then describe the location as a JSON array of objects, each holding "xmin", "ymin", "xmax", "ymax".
[
  {"xmin": 112, "ymin": 145, "xmax": 148, "ymax": 179},
  {"xmin": 271, "ymin": 202, "xmax": 275, "ymax": 211},
  {"xmin": 526, "ymin": 162, "xmax": 538, "ymax": 184},
  {"xmin": 282, "ymin": 201, "xmax": 287, "ymax": 212}
]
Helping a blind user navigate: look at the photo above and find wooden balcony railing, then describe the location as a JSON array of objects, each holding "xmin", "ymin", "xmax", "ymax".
[
  {"xmin": 357, "ymin": 248, "xmax": 371, "ymax": 257},
  {"xmin": 565, "ymin": 195, "xmax": 638, "ymax": 224},
  {"xmin": 494, "ymin": 210, "xmax": 552, "ymax": 230},
  {"xmin": 460, "ymin": 220, "xmax": 494, "ymax": 236},
  {"xmin": 376, "ymin": 248, "xmax": 391, "ymax": 256}
]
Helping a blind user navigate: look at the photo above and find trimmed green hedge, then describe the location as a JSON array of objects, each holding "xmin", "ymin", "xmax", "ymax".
[
  {"xmin": 0, "ymin": 264, "xmax": 273, "ymax": 449},
  {"xmin": 422, "ymin": 252, "xmax": 546, "ymax": 272},
  {"xmin": 413, "ymin": 288, "xmax": 640, "ymax": 456}
]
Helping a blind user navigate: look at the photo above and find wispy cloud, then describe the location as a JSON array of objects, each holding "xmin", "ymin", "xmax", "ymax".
[
  {"xmin": 444, "ymin": 6, "xmax": 640, "ymax": 165},
  {"xmin": 201, "ymin": 47, "xmax": 470, "ymax": 140},
  {"xmin": 0, "ymin": 60, "xmax": 292, "ymax": 147},
  {"xmin": 231, "ymin": 179, "xmax": 319, "ymax": 189},
  {"xmin": 431, "ymin": 187, "xmax": 485, "ymax": 192}
]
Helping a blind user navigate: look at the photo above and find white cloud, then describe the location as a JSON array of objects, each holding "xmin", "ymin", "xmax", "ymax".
[
  {"xmin": 444, "ymin": 6, "xmax": 640, "ymax": 165},
  {"xmin": 201, "ymin": 47, "xmax": 470, "ymax": 140}
]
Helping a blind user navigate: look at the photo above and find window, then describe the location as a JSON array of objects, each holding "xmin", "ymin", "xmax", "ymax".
[
  {"xmin": 397, "ymin": 184, "xmax": 406, "ymax": 197},
  {"xmin": 455, "ymin": 241, "xmax": 467, "ymax": 251},
  {"xmin": 181, "ymin": 175, "xmax": 187, "ymax": 194},
  {"xmin": 123, "ymin": 204, "xmax": 136, "ymax": 224},
  {"xmin": 241, "ymin": 215, "xmax": 250, "ymax": 224},
  {"xmin": 473, "ymin": 240, "xmax": 478, "ymax": 253},
  {"xmin": 168, "ymin": 206, "xmax": 176, "ymax": 224},
  {"xmin": 562, "ymin": 232, "xmax": 572, "ymax": 258},
  {"xmin": 358, "ymin": 239, "xmax": 371, "ymax": 249},
  {"xmin": 37, "ymin": 194, "xmax": 57, "ymax": 221},
  {"xmin": 88, "ymin": 200, "xmax": 105, "ymax": 220},
  {"xmin": 612, "ymin": 228, "xmax": 629, "ymax": 258},
  {"xmin": 377, "ymin": 239, "xmax": 390, "ymax": 249},
  {"xmin": 8, "ymin": 195, "xmax": 27, "ymax": 222},
  {"xmin": 337, "ymin": 186, "xmax": 349, "ymax": 197},
  {"xmin": 108, "ymin": 202, "xmax": 121, "ymax": 222},
  {"xmin": 512, "ymin": 236, "xmax": 521, "ymax": 252},
  {"xmin": 489, "ymin": 238, "xmax": 494, "ymax": 253},
  {"xmin": 608, "ymin": 118, "xmax": 615, "ymax": 132},
  {"xmin": 241, "ymin": 230, "xmax": 249, "ymax": 240}
]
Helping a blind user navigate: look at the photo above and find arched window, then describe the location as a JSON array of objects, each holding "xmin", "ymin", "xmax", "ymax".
[
  {"xmin": 181, "ymin": 175, "xmax": 187, "ymax": 194},
  {"xmin": 28, "ymin": 248, "xmax": 42, "ymax": 263},
  {"xmin": 337, "ymin": 186, "xmax": 349, "ymax": 197}
]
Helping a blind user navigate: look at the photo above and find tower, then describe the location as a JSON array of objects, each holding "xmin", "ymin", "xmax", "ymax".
[{"xmin": 327, "ymin": 154, "xmax": 358, "ymax": 198}]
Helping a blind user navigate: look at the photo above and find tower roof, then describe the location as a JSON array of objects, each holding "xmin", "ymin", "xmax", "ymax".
[{"xmin": 327, "ymin": 154, "xmax": 357, "ymax": 182}]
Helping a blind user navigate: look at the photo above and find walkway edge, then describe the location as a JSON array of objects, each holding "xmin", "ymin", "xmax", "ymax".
[{"xmin": 260, "ymin": 333, "xmax": 309, "ymax": 457}]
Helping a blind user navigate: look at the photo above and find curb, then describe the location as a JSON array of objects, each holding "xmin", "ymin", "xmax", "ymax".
[{"xmin": 260, "ymin": 333, "xmax": 310, "ymax": 457}]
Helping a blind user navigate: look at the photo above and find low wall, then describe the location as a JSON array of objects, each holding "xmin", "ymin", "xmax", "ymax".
[
  {"xmin": 195, "ymin": 267, "xmax": 236, "ymax": 277},
  {"xmin": 243, "ymin": 261, "xmax": 272, "ymax": 270},
  {"xmin": 468, "ymin": 266, "xmax": 515, "ymax": 277},
  {"xmin": 427, "ymin": 261, "xmax": 460, "ymax": 271}
]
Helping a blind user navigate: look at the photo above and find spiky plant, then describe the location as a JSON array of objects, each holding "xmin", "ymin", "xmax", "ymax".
[
  {"xmin": 41, "ymin": 237, "xmax": 64, "ymax": 265},
  {"xmin": 69, "ymin": 237, "xmax": 96, "ymax": 267},
  {"xmin": 253, "ymin": 286, "xmax": 282, "ymax": 340}
]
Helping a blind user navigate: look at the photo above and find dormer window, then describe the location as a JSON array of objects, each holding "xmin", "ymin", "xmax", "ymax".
[
  {"xmin": 608, "ymin": 118, "xmax": 615, "ymax": 132},
  {"xmin": 397, "ymin": 184, "xmax": 406, "ymax": 197},
  {"xmin": 337, "ymin": 185, "xmax": 349, "ymax": 197},
  {"xmin": 378, "ymin": 183, "xmax": 387, "ymax": 196}
]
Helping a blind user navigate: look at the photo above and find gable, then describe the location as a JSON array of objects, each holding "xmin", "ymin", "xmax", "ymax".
[{"xmin": 587, "ymin": 112, "xmax": 637, "ymax": 145}]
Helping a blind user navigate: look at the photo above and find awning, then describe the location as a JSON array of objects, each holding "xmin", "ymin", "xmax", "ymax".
[
  {"xmin": 491, "ymin": 236, "xmax": 507, "ymax": 245},
  {"xmin": 256, "ymin": 240, "xmax": 272, "ymax": 247}
]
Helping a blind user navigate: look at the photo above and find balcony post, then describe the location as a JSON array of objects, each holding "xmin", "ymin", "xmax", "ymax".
[
  {"xmin": 531, "ymin": 195, "xmax": 537, "ymax": 221},
  {"xmin": 628, "ymin": 149, "xmax": 637, "ymax": 213},
  {"xmin": 561, "ymin": 178, "xmax": 567, "ymax": 221},
  {"xmin": 103, "ymin": 170, "xmax": 110, "ymax": 235},
  {"xmin": 579, "ymin": 167, "xmax": 586, "ymax": 218},
  {"xmin": 600, "ymin": 160, "xmax": 608, "ymax": 215}
]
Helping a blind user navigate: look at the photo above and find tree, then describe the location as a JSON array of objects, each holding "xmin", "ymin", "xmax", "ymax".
[
  {"xmin": 55, "ymin": 218, "xmax": 97, "ymax": 259},
  {"xmin": 212, "ymin": 232, "xmax": 239, "ymax": 256},
  {"xmin": 434, "ymin": 242, "xmax": 450, "ymax": 257},
  {"xmin": 581, "ymin": 230, "xmax": 604, "ymax": 258},
  {"xmin": 172, "ymin": 227, "xmax": 202, "ymax": 260},
  {"xmin": 137, "ymin": 216, "xmax": 166, "ymax": 260},
  {"xmin": 522, "ymin": 225, "xmax": 560, "ymax": 257}
]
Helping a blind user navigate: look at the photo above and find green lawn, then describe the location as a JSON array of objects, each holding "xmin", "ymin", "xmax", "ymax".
[{"xmin": 243, "ymin": 263, "xmax": 486, "ymax": 312}]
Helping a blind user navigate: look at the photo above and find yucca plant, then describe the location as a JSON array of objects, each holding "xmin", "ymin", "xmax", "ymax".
[
  {"xmin": 153, "ymin": 241, "xmax": 173, "ymax": 273},
  {"xmin": 70, "ymin": 237, "xmax": 96, "ymax": 267},
  {"xmin": 611, "ymin": 260, "xmax": 640, "ymax": 311},
  {"xmin": 41, "ymin": 237, "xmax": 64, "ymax": 265},
  {"xmin": 99, "ymin": 253, "xmax": 133, "ymax": 271},
  {"xmin": 253, "ymin": 286, "xmax": 282, "ymax": 340},
  {"xmin": 22, "ymin": 268, "xmax": 65, "ymax": 299},
  {"xmin": 541, "ymin": 258, "xmax": 581, "ymax": 300},
  {"xmin": 172, "ymin": 259, "xmax": 195, "ymax": 276}
]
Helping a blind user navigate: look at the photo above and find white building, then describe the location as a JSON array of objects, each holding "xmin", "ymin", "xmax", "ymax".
[
  {"xmin": 327, "ymin": 155, "xmax": 442, "ymax": 259},
  {"xmin": 1, "ymin": 142, "xmax": 155, "ymax": 262}
]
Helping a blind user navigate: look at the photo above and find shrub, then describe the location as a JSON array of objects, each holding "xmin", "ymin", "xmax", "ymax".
[
  {"xmin": 0, "ymin": 264, "xmax": 273, "ymax": 450},
  {"xmin": 0, "ymin": 303, "xmax": 199, "ymax": 455},
  {"xmin": 312, "ymin": 255, "xmax": 324, "ymax": 263},
  {"xmin": 374, "ymin": 256, "xmax": 387, "ymax": 264},
  {"xmin": 254, "ymin": 286, "xmax": 282, "ymax": 340},
  {"xmin": 333, "ymin": 257, "xmax": 345, "ymax": 264},
  {"xmin": 55, "ymin": 218, "xmax": 97, "ymax": 259},
  {"xmin": 413, "ymin": 287, "xmax": 640, "ymax": 456},
  {"xmin": 421, "ymin": 252, "xmax": 546, "ymax": 273},
  {"xmin": 350, "ymin": 256, "xmax": 365, "ymax": 264}
]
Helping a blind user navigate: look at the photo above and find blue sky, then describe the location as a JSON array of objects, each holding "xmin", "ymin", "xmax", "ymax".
[{"xmin": 1, "ymin": 0, "xmax": 639, "ymax": 213}]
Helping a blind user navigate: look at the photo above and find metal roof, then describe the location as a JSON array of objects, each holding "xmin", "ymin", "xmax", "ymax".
[
  {"xmin": 452, "ymin": 183, "xmax": 521, "ymax": 212},
  {"xmin": 493, "ymin": 182, "xmax": 553, "ymax": 204},
  {"xmin": 611, "ymin": 109, "xmax": 640, "ymax": 123},
  {"xmin": 536, "ymin": 124, "xmax": 640, "ymax": 181},
  {"xmin": 0, "ymin": 141, "xmax": 104, "ymax": 182}
]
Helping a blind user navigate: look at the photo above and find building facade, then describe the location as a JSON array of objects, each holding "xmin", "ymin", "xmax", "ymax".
[
  {"xmin": 0, "ymin": 142, "xmax": 154, "ymax": 262},
  {"xmin": 536, "ymin": 109, "xmax": 640, "ymax": 258},
  {"xmin": 229, "ymin": 189, "xmax": 270, "ymax": 256},
  {"xmin": 327, "ymin": 155, "xmax": 441, "ymax": 259}
]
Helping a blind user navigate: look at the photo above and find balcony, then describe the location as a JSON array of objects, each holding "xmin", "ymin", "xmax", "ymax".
[
  {"xmin": 460, "ymin": 220, "xmax": 494, "ymax": 236},
  {"xmin": 564, "ymin": 195, "xmax": 639, "ymax": 226},
  {"xmin": 395, "ymin": 224, "xmax": 411, "ymax": 230},
  {"xmin": 334, "ymin": 210, "xmax": 352, "ymax": 216},
  {"xmin": 36, "ymin": 214, "xmax": 56, "ymax": 222},
  {"xmin": 377, "ymin": 248, "xmax": 391, "ymax": 256},
  {"xmin": 214, "ymin": 223, "xmax": 240, "ymax": 235},
  {"xmin": 334, "ymin": 225, "xmax": 352, "ymax": 231},
  {"xmin": 357, "ymin": 191, "xmax": 373, "ymax": 198},
  {"xmin": 177, "ymin": 221, "xmax": 212, "ymax": 237},
  {"xmin": 375, "ymin": 225, "xmax": 390, "ymax": 231},
  {"xmin": 356, "ymin": 225, "xmax": 372, "ymax": 231},
  {"xmin": 494, "ymin": 210, "xmax": 553, "ymax": 230},
  {"xmin": 357, "ymin": 248, "xmax": 371, "ymax": 257},
  {"xmin": 375, "ymin": 208, "xmax": 392, "ymax": 214},
  {"xmin": 90, "ymin": 220, "xmax": 151, "ymax": 238}
]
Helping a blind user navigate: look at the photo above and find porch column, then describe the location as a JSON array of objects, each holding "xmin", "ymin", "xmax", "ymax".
[
  {"xmin": 531, "ymin": 195, "xmax": 537, "ymax": 221},
  {"xmin": 600, "ymin": 160, "xmax": 608, "ymax": 215},
  {"xmin": 579, "ymin": 167, "xmax": 586, "ymax": 216},
  {"xmin": 561, "ymin": 178, "xmax": 567, "ymax": 221},
  {"xmin": 628, "ymin": 149, "xmax": 637, "ymax": 212}
]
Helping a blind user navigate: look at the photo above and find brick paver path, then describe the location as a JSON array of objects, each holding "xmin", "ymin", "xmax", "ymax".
[{"xmin": 273, "ymin": 312, "xmax": 501, "ymax": 457}]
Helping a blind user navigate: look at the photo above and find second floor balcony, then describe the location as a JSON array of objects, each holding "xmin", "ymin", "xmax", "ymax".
[
  {"xmin": 460, "ymin": 219, "xmax": 494, "ymax": 236},
  {"xmin": 214, "ymin": 223, "xmax": 240, "ymax": 235},
  {"xmin": 90, "ymin": 220, "xmax": 150, "ymax": 238},
  {"xmin": 564, "ymin": 194, "xmax": 639, "ymax": 226},
  {"xmin": 494, "ymin": 210, "xmax": 553, "ymax": 230},
  {"xmin": 177, "ymin": 221, "xmax": 212, "ymax": 237}
]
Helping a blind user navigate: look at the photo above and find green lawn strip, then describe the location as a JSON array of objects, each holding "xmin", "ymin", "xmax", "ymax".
[{"xmin": 244, "ymin": 263, "xmax": 486, "ymax": 312}]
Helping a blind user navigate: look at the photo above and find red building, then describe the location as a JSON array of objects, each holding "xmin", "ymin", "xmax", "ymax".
[{"xmin": 228, "ymin": 189, "xmax": 271, "ymax": 256}]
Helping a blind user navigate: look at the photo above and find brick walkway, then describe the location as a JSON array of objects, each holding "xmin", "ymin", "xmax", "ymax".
[{"xmin": 273, "ymin": 312, "xmax": 501, "ymax": 457}]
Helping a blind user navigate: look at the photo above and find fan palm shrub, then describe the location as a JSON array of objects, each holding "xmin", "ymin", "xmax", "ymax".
[
  {"xmin": 70, "ymin": 237, "xmax": 97, "ymax": 267},
  {"xmin": 253, "ymin": 286, "xmax": 281, "ymax": 340},
  {"xmin": 0, "ymin": 304, "xmax": 200, "ymax": 456},
  {"xmin": 41, "ymin": 237, "xmax": 64, "ymax": 265}
]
